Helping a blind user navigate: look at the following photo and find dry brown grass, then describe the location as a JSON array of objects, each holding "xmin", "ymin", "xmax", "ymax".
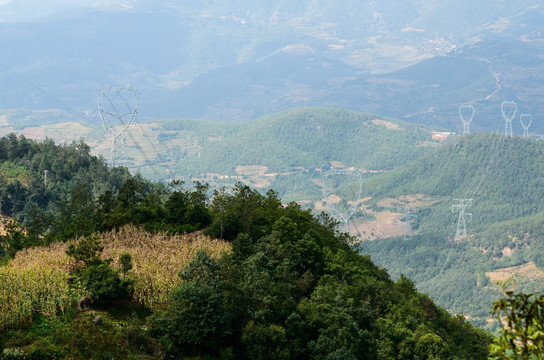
[
  {"xmin": 486, "ymin": 262, "xmax": 544, "ymax": 283},
  {"xmin": 100, "ymin": 226, "xmax": 230, "ymax": 309},
  {"xmin": 1, "ymin": 241, "xmax": 73, "ymax": 329},
  {"xmin": 0, "ymin": 226, "xmax": 230, "ymax": 328}
]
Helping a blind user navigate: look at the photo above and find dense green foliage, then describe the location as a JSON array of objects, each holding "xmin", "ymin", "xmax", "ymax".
[
  {"xmin": 0, "ymin": 175, "xmax": 213, "ymax": 256},
  {"xmin": 0, "ymin": 136, "xmax": 494, "ymax": 358},
  {"xmin": 66, "ymin": 235, "xmax": 130, "ymax": 307},
  {"xmin": 364, "ymin": 133, "xmax": 544, "ymax": 234},
  {"xmin": 0, "ymin": 135, "xmax": 215, "ymax": 257},
  {"xmin": 364, "ymin": 133, "xmax": 544, "ymax": 329},
  {"xmin": 143, "ymin": 108, "xmax": 437, "ymax": 194},
  {"xmin": 489, "ymin": 291, "xmax": 544, "ymax": 359},
  {"xmin": 0, "ymin": 133, "xmax": 132, "ymax": 222},
  {"xmin": 147, "ymin": 186, "xmax": 492, "ymax": 359}
]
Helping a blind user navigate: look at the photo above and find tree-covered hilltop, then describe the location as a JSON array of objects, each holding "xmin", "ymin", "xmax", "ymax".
[
  {"xmin": 0, "ymin": 133, "xmax": 214, "ymax": 255},
  {"xmin": 0, "ymin": 136, "xmax": 492, "ymax": 359},
  {"xmin": 141, "ymin": 107, "xmax": 439, "ymax": 200},
  {"xmin": 361, "ymin": 133, "xmax": 544, "ymax": 329},
  {"xmin": 0, "ymin": 133, "xmax": 133, "ymax": 223},
  {"xmin": 163, "ymin": 107, "xmax": 434, "ymax": 174}
]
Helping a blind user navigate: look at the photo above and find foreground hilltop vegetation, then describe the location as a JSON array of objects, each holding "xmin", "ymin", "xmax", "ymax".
[{"xmin": 0, "ymin": 136, "xmax": 493, "ymax": 359}]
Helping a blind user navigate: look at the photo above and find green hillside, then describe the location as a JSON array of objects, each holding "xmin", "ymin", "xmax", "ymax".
[
  {"xmin": 0, "ymin": 107, "xmax": 440, "ymax": 203},
  {"xmin": 360, "ymin": 133, "xmax": 544, "ymax": 329},
  {"xmin": 0, "ymin": 133, "xmax": 134, "ymax": 224},
  {"xmin": 362, "ymin": 133, "xmax": 544, "ymax": 234},
  {"xmin": 0, "ymin": 136, "xmax": 493, "ymax": 359},
  {"xmin": 140, "ymin": 107, "xmax": 439, "ymax": 199}
]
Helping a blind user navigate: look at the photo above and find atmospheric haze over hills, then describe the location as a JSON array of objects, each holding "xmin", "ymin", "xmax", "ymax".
[{"xmin": 0, "ymin": 0, "xmax": 543, "ymax": 130}]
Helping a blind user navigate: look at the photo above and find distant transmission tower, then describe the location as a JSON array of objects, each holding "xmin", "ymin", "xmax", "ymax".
[
  {"xmin": 395, "ymin": 208, "xmax": 417, "ymax": 240},
  {"xmin": 452, "ymin": 199, "xmax": 472, "ymax": 242},
  {"xmin": 458, "ymin": 104, "xmax": 474, "ymax": 135},
  {"xmin": 402, "ymin": 209, "xmax": 417, "ymax": 241},
  {"xmin": 321, "ymin": 168, "xmax": 362, "ymax": 234},
  {"xmin": 520, "ymin": 113, "xmax": 532, "ymax": 138},
  {"xmin": 98, "ymin": 85, "xmax": 139, "ymax": 167},
  {"xmin": 501, "ymin": 101, "xmax": 517, "ymax": 138}
]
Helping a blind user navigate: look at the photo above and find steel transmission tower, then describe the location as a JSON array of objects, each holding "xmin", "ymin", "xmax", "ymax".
[
  {"xmin": 321, "ymin": 168, "xmax": 362, "ymax": 234},
  {"xmin": 459, "ymin": 105, "xmax": 474, "ymax": 136},
  {"xmin": 452, "ymin": 199, "xmax": 472, "ymax": 242},
  {"xmin": 98, "ymin": 85, "xmax": 139, "ymax": 167},
  {"xmin": 520, "ymin": 113, "xmax": 532, "ymax": 138},
  {"xmin": 501, "ymin": 101, "xmax": 517, "ymax": 138},
  {"xmin": 397, "ymin": 208, "xmax": 417, "ymax": 241}
]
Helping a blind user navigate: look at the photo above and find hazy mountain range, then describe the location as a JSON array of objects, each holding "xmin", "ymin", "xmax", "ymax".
[{"xmin": 0, "ymin": 0, "xmax": 543, "ymax": 132}]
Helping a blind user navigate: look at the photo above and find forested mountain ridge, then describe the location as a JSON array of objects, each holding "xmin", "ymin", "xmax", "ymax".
[
  {"xmin": 3, "ymin": 107, "xmax": 441, "ymax": 200},
  {"xmin": 0, "ymin": 136, "xmax": 493, "ymax": 359},
  {"xmin": 157, "ymin": 108, "xmax": 438, "ymax": 194},
  {"xmin": 361, "ymin": 133, "xmax": 544, "ymax": 329},
  {"xmin": 362, "ymin": 133, "xmax": 544, "ymax": 236}
]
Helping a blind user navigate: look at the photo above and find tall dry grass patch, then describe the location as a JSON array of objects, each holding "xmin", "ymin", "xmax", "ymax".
[
  {"xmin": 0, "ymin": 226, "xmax": 230, "ymax": 328},
  {"xmin": 100, "ymin": 226, "xmax": 230, "ymax": 309},
  {"xmin": 0, "ymin": 267, "xmax": 72, "ymax": 328},
  {"xmin": 1, "ymin": 242, "xmax": 74, "ymax": 328}
]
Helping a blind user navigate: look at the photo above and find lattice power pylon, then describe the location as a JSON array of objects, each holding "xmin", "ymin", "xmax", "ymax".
[
  {"xmin": 501, "ymin": 101, "xmax": 517, "ymax": 138},
  {"xmin": 402, "ymin": 209, "xmax": 417, "ymax": 241},
  {"xmin": 452, "ymin": 199, "xmax": 472, "ymax": 242},
  {"xmin": 322, "ymin": 168, "xmax": 362, "ymax": 234},
  {"xmin": 98, "ymin": 85, "xmax": 139, "ymax": 167},
  {"xmin": 520, "ymin": 113, "xmax": 533, "ymax": 138},
  {"xmin": 394, "ymin": 208, "xmax": 417, "ymax": 240},
  {"xmin": 459, "ymin": 104, "xmax": 474, "ymax": 136}
]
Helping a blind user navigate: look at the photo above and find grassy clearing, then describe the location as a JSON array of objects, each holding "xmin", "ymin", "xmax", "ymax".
[{"xmin": 486, "ymin": 262, "xmax": 544, "ymax": 283}]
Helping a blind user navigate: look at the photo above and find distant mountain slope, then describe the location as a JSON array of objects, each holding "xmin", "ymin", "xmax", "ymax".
[
  {"xmin": 0, "ymin": 1, "xmax": 543, "ymax": 124},
  {"xmin": 134, "ymin": 108, "xmax": 440, "ymax": 200},
  {"xmin": 360, "ymin": 133, "xmax": 544, "ymax": 329},
  {"xmin": 1, "ymin": 107, "xmax": 440, "ymax": 200},
  {"xmin": 164, "ymin": 107, "xmax": 434, "ymax": 172},
  {"xmin": 362, "ymin": 133, "xmax": 544, "ymax": 235}
]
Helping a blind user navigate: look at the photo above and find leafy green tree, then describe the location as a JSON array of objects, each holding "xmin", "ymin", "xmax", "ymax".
[
  {"xmin": 241, "ymin": 321, "xmax": 290, "ymax": 360},
  {"xmin": 489, "ymin": 291, "xmax": 544, "ymax": 359},
  {"xmin": 1, "ymin": 221, "xmax": 26, "ymax": 257},
  {"xmin": 66, "ymin": 235, "xmax": 128, "ymax": 307},
  {"xmin": 414, "ymin": 332, "xmax": 451, "ymax": 360},
  {"xmin": 167, "ymin": 282, "xmax": 229, "ymax": 356},
  {"xmin": 210, "ymin": 186, "xmax": 229, "ymax": 240},
  {"xmin": 66, "ymin": 235, "xmax": 103, "ymax": 266},
  {"xmin": 119, "ymin": 252, "xmax": 133, "ymax": 278},
  {"xmin": 164, "ymin": 251, "xmax": 230, "ymax": 356},
  {"xmin": 78, "ymin": 263, "xmax": 126, "ymax": 306}
]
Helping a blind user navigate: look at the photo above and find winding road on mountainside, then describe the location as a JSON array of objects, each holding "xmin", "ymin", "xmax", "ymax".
[{"xmin": 481, "ymin": 59, "xmax": 502, "ymax": 101}]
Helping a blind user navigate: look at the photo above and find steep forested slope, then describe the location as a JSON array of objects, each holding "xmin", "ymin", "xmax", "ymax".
[{"xmin": 362, "ymin": 133, "xmax": 544, "ymax": 329}]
